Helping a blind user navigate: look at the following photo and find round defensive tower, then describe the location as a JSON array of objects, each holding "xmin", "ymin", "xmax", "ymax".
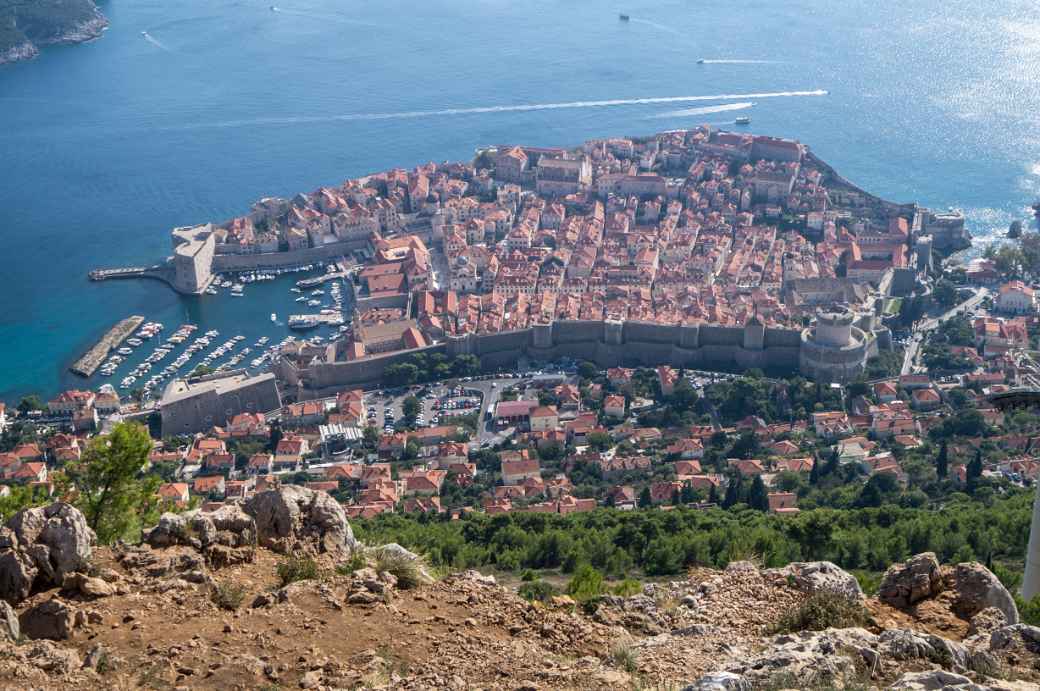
[{"xmin": 799, "ymin": 308, "xmax": 870, "ymax": 383}]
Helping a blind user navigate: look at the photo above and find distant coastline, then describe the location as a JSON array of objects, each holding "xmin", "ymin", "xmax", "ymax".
[{"xmin": 0, "ymin": 0, "xmax": 108, "ymax": 66}]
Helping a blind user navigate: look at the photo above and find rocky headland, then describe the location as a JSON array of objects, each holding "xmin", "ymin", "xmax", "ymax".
[
  {"xmin": 2, "ymin": 491, "xmax": 1039, "ymax": 689},
  {"xmin": 0, "ymin": 0, "xmax": 108, "ymax": 66}
]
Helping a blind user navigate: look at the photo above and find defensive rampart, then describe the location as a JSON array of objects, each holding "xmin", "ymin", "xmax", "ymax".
[{"xmin": 281, "ymin": 319, "xmax": 807, "ymax": 398}]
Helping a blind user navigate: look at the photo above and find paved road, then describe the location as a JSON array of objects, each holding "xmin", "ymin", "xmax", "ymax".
[{"xmin": 902, "ymin": 287, "xmax": 988, "ymax": 375}]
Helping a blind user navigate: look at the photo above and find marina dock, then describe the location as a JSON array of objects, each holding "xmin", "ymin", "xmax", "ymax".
[
  {"xmin": 71, "ymin": 315, "xmax": 145, "ymax": 377},
  {"xmin": 295, "ymin": 258, "xmax": 357, "ymax": 288}
]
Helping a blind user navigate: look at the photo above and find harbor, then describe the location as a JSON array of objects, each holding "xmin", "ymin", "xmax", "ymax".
[
  {"xmin": 70, "ymin": 315, "xmax": 145, "ymax": 377},
  {"xmin": 64, "ymin": 261, "xmax": 354, "ymax": 400}
]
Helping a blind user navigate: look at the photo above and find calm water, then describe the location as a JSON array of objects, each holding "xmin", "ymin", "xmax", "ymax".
[{"xmin": 2, "ymin": 0, "xmax": 1039, "ymax": 401}]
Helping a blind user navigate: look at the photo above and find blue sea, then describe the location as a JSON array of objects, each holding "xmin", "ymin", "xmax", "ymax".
[{"xmin": 1, "ymin": 0, "xmax": 1039, "ymax": 401}]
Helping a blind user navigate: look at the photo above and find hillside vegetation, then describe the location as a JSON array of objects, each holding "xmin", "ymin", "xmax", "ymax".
[{"xmin": 0, "ymin": 0, "xmax": 107, "ymax": 63}]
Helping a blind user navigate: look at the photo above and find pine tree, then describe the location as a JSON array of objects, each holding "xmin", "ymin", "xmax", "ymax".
[{"xmin": 936, "ymin": 441, "xmax": 949, "ymax": 479}]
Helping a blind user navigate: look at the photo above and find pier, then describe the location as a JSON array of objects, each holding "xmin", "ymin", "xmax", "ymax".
[
  {"xmin": 295, "ymin": 258, "xmax": 358, "ymax": 288},
  {"xmin": 71, "ymin": 315, "xmax": 145, "ymax": 377},
  {"xmin": 88, "ymin": 264, "xmax": 174, "ymax": 287}
]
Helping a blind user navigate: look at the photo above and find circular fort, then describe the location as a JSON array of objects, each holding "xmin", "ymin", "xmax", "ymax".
[{"xmin": 799, "ymin": 308, "xmax": 871, "ymax": 383}]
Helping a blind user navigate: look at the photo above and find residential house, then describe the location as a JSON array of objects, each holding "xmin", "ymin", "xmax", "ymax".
[
  {"xmin": 767, "ymin": 492, "xmax": 799, "ymax": 514},
  {"xmin": 604, "ymin": 395, "xmax": 626, "ymax": 419}
]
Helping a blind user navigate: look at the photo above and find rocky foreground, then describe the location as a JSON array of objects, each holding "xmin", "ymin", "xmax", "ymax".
[{"xmin": 1, "ymin": 489, "xmax": 1039, "ymax": 690}]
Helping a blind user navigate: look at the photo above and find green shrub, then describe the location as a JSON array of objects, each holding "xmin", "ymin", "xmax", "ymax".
[
  {"xmin": 374, "ymin": 547, "xmax": 426, "ymax": 589},
  {"xmin": 852, "ymin": 570, "xmax": 881, "ymax": 597},
  {"xmin": 210, "ymin": 581, "xmax": 247, "ymax": 611},
  {"xmin": 771, "ymin": 590, "xmax": 870, "ymax": 633},
  {"xmin": 1015, "ymin": 593, "xmax": 1040, "ymax": 626},
  {"xmin": 276, "ymin": 554, "xmax": 319, "ymax": 586},
  {"xmin": 611, "ymin": 578, "xmax": 642, "ymax": 597},
  {"xmin": 520, "ymin": 568, "xmax": 537, "ymax": 582},
  {"xmin": 518, "ymin": 579, "xmax": 556, "ymax": 603},
  {"xmin": 336, "ymin": 550, "xmax": 367, "ymax": 576},
  {"xmin": 566, "ymin": 564, "xmax": 604, "ymax": 602},
  {"xmin": 609, "ymin": 641, "xmax": 639, "ymax": 673}
]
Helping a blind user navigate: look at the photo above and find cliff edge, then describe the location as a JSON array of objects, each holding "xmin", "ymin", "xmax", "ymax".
[
  {"xmin": 2, "ymin": 495, "xmax": 1039, "ymax": 689},
  {"xmin": 0, "ymin": 0, "xmax": 108, "ymax": 66}
]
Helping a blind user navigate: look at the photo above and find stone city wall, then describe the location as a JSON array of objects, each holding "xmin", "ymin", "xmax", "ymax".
[
  {"xmin": 211, "ymin": 238, "xmax": 370, "ymax": 272},
  {"xmin": 285, "ymin": 319, "xmax": 806, "ymax": 398}
]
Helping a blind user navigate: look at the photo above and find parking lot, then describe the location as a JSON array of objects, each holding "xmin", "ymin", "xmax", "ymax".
[{"xmin": 363, "ymin": 383, "xmax": 483, "ymax": 434}]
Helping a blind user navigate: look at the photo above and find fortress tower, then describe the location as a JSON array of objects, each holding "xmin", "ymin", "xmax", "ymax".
[{"xmin": 798, "ymin": 308, "xmax": 870, "ymax": 383}]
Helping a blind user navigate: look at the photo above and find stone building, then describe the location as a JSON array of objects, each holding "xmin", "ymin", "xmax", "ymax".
[{"xmin": 160, "ymin": 371, "xmax": 281, "ymax": 435}]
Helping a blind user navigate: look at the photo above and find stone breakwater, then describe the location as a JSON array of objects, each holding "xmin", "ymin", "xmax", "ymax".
[{"xmin": 70, "ymin": 315, "xmax": 144, "ymax": 377}]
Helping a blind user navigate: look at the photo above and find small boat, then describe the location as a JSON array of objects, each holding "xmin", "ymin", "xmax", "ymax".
[
  {"xmin": 270, "ymin": 5, "xmax": 278, "ymax": 11},
  {"xmin": 271, "ymin": 313, "xmax": 277, "ymax": 322},
  {"xmin": 735, "ymin": 116, "xmax": 751, "ymax": 125},
  {"xmin": 619, "ymin": 14, "xmax": 630, "ymax": 21},
  {"xmin": 696, "ymin": 59, "xmax": 705, "ymax": 64}
]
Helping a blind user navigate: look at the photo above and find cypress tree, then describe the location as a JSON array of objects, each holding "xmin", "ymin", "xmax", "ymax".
[
  {"xmin": 936, "ymin": 441, "xmax": 949, "ymax": 479},
  {"xmin": 967, "ymin": 450, "xmax": 983, "ymax": 494}
]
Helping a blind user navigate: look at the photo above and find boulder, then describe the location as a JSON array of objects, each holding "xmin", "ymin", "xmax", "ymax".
[
  {"xmin": 0, "ymin": 548, "xmax": 38, "ymax": 604},
  {"xmin": 682, "ymin": 672, "xmax": 751, "ymax": 690},
  {"xmin": 62, "ymin": 572, "xmax": 114, "ymax": 599},
  {"xmin": 0, "ymin": 600, "xmax": 18, "ymax": 642},
  {"xmin": 987, "ymin": 624, "xmax": 1040, "ymax": 654},
  {"xmin": 879, "ymin": 552, "xmax": 943, "ymax": 609},
  {"xmin": 886, "ymin": 670, "xmax": 982, "ymax": 690},
  {"xmin": 22, "ymin": 640, "xmax": 82, "ymax": 674},
  {"xmin": 968, "ymin": 607, "xmax": 1008, "ymax": 637},
  {"xmin": 245, "ymin": 486, "xmax": 356, "ymax": 554},
  {"xmin": 143, "ymin": 504, "xmax": 257, "ymax": 567},
  {"xmin": 878, "ymin": 628, "xmax": 969, "ymax": 671},
  {"xmin": 950, "ymin": 562, "xmax": 1018, "ymax": 625},
  {"xmin": 373, "ymin": 543, "xmax": 434, "ymax": 584},
  {"xmin": 0, "ymin": 503, "xmax": 95, "ymax": 605},
  {"xmin": 20, "ymin": 598, "xmax": 76, "ymax": 641},
  {"xmin": 725, "ymin": 628, "xmax": 879, "ymax": 687},
  {"xmin": 767, "ymin": 561, "xmax": 862, "ymax": 601}
]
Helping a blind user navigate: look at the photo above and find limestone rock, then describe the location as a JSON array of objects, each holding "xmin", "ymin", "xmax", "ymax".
[
  {"xmin": 725, "ymin": 627, "xmax": 879, "ymax": 686},
  {"xmin": 886, "ymin": 669, "xmax": 982, "ymax": 690},
  {"xmin": 682, "ymin": 671, "xmax": 751, "ymax": 690},
  {"xmin": 144, "ymin": 504, "xmax": 257, "ymax": 567},
  {"xmin": 968, "ymin": 607, "xmax": 1008, "ymax": 637},
  {"xmin": 879, "ymin": 552, "xmax": 943, "ymax": 609},
  {"xmin": 20, "ymin": 598, "xmax": 76, "ymax": 641},
  {"xmin": 0, "ymin": 503, "xmax": 95, "ymax": 605},
  {"xmin": 987, "ymin": 624, "xmax": 1040, "ymax": 654},
  {"xmin": 767, "ymin": 561, "xmax": 862, "ymax": 601},
  {"xmin": 373, "ymin": 543, "xmax": 433, "ymax": 584},
  {"xmin": 950, "ymin": 562, "xmax": 1018, "ymax": 625},
  {"xmin": 878, "ymin": 628, "xmax": 969, "ymax": 671},
  {"xmin": 62, "ymin": 572, "xmax": 114, "ymax": 599},
  {"xmin": 245, "ymin": 486, "xmax": 356, "ymax": 554},
  {"xmin": 0, "ymin": 600, "xmax": 18, "ymax": 642},
  {"xmin": 0, "ymin": 547, "xmax": 38, "ymax": 604}
]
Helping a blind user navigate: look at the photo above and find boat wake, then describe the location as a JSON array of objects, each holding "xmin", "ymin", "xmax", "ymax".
[
  {"xmin": 629, "ymin": 18, "xmax": 685, "ymax": 37},
  {"xmin": 171, "ymin": 90, "xmax": 828, "ymax": 130},
  {"xmin": 698, "ymin": 59, "xmax": 779, "ymax": 64},
  {"xmin": 651, "ymin": 102, "xmax": 755, "ymax": 118},
  {"xmin": 140, "ymin": 31, "xmax": 171, "ymax": 52},
  {"xmin": 269, "ymin": 7, "xmax": 379, "ymax": 27}
]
